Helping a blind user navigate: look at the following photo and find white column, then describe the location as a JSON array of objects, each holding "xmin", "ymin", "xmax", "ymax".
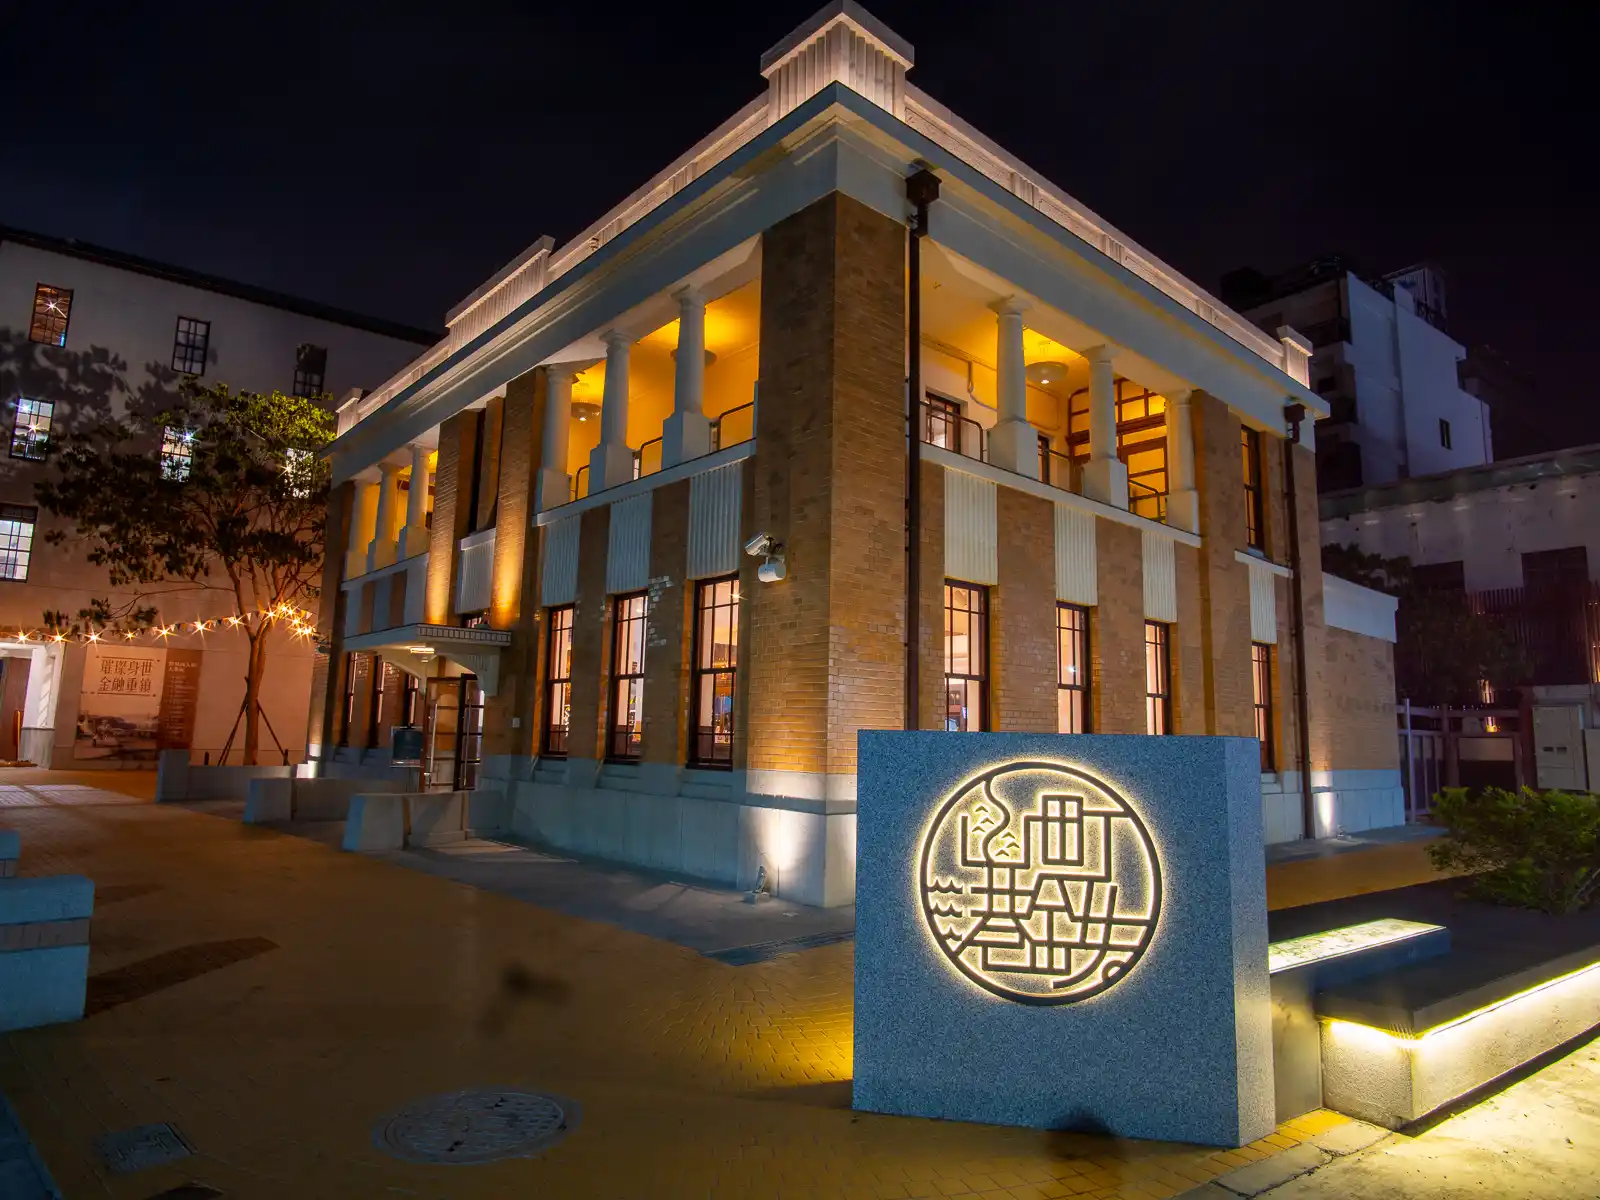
[
  {"xmin": 660, "ymin": 286, "xmax": 711, "ymax": 469},
  {"xmin": 398, "ymin": 443, "xmax": 432, "ymax": 558},
  {"xmin": 986, "ymin": 297, "xmax": 1037, "ymax": 479},
  {"xmin": 1080, "ymin": 344, "xmax": 1128, "ymax": 509},
  {"xmin": 367, "ymin": 461, "xmax": 403, "ymax": 572},
  {"xmin": 537, "ymin": 369, "xmax": 574, "ymax": 511},
  {"xmin": 1165, "ymin": 389, "xmax": 1199, "ymax": 533},
  {"xmin": 588, "ymin": 331, "xmax": 635, "ymax": 491},
  {"xmin": 346, "ymin": 478, "xmax": 380, "ymax": 579}
]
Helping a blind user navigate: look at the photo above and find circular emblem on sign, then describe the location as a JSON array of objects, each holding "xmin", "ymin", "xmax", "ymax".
[{"xmin": 919, "ymin": 760, "xmax": 1162, "ymax": 1005}]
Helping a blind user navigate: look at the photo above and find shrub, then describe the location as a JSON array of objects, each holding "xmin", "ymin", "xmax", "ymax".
[{"xmin": 1428, "ymin": 786, "xmax": 1600, "ymax": 915}]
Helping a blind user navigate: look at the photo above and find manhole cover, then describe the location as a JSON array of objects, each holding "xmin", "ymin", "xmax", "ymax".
[
  {"xmin": 372, "ymin": 1089, "xmax": 577, "ymax": 1165},
  {"xmin": 95, "ymin": 1122, "xmax": 192, "ymax": 1174}
]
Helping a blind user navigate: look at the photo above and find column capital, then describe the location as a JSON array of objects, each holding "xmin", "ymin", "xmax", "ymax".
[
  {"xmin": 378, "ymin": 459, "xmax": 403, "ymax": 477},
  {"xmin": 1083, "ymin": 343, "xmax": 1117, "ymax": 366},
  {"xmin": 1165, "ymin": 387, "xmax": 1194, "ymax": 406},
  {"xmin": 601, "ymin": 329, "xmax": 633, "ymax": 351},
  {"xmin": 989, "ymin": 295, "xmax": 1029, "ymax": 317},
  {"xmin": 672, "ymin": 283, "xmax": 707, "ymax": 309}
]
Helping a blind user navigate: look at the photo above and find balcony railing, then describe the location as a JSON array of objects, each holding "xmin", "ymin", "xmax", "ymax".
[
  {"xmin": 565, "ymin": 398, "xmax": 759, "ymax": 504},
  {"xmin": 1129, "ymin": 477, "xmax": 1167, "ymax": 523}
]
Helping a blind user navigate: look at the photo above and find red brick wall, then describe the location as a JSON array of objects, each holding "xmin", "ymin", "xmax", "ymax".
[
  {"xmin": 1323, "ymin": 627, "xmax": 1399, "ymax": 771},
  {"xmin": 484, "ymin": 369, "xmax": 544, "ymax": 759},
  {"xmin": 917, "ymin": 461, "xmax": 946, "ymax": 731},
  {"xmin": 309, "ymin": 481, "xmax": 353, "ymax": 754},
  {"xmin": 1094, "ymin": 518, "xmax": 1145, "ymax": 734},
  {"xmin": 643, "ymin": 481, "xmax": 691, "ymax": 765},
  {"xmin": 426, "ymin": 412, "xmax": 479, "ymax": 625},
  {"xmin": 1190, "ymin": 391, "xmax": 1255, "ymax": 738},
  {"xmin": 993, "ymin": 487, "xmax": 1056, "ymax": 732},
  {"xmin": 566, "ymin": 504, "xmax": 612, "ymax": 762}
]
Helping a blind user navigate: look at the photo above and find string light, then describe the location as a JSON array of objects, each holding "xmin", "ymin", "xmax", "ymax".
[{"xmin": 5, "ymin": 606, "xmax": 318, "ymax": 647}]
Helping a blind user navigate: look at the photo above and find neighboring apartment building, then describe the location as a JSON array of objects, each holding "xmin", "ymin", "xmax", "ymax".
[
  {"xmin": 317, "ymin": 1, "xmax": 1403, "ymax": 904},
  {"xmin": 1223, "ymin": 257, "xmax": 1492, "ymax": 491},
  {"xmin": 1323, "ymin": 445, "xmax": 1600, "ymax": 789},
  {"xmin": 0, "ymin": 225, "xmax": 434, "ymax": 767}
]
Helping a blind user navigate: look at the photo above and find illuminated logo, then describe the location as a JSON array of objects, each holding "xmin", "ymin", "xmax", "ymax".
[{"xmin": 919, "ymin": 760, "xmax": 1161, "ymax": 1005}]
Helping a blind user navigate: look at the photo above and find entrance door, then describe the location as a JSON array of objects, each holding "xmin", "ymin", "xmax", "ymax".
[{"xmin": 422, "ymin": 674, "xmax": 483, "ymax": 792}]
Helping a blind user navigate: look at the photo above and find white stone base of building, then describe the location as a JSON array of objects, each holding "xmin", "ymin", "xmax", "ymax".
[{"xmin": 1259, "ymin": 769, "xmax": 1407, "ymax": 844}]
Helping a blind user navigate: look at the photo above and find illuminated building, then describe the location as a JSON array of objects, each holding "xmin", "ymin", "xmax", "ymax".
[
  {"xmin": 0, "ymin": 226, "xmax": 433, "ymax": 766},
  {"xmin": 317, "ymin": 2, "xmax": 1402, "ymax": 903}
]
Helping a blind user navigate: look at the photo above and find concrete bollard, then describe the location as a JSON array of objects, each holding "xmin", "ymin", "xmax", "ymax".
[{"xmin": 0, "ymin": 875, "xmax": 95, "ymax": 1031}]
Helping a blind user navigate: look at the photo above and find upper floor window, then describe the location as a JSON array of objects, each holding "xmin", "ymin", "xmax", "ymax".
[
  {"xmin": 690, "ymin": 576, "xmax": 740, "ymax": 768},
  {"xmin": 28, "ymin": 284, "xmax": 72, "ymax": 346},
  {"xmin": 1439, "ymin": 418, "xmax": 1452, "ymax": 449},
  {"xmin": 1144, "ymin": 621, "xmax": 1172, "ymax": 735},
  {"xmin": 923, "ymin": 394, "xmax": 962, "ymax": 451},
  {"xmin": 0, "ymin": 503, "xmax": 39, "ymax": 581},
  {"xmin": 1067, "ymin": 382, "xmax": 1168, "ymax": 519},
  {"xmin": 9, "ymin": 398, "xmax": 53, "ymax": 461},
  {"xmin": 1241, "ymin": 426, "xmax": 1265, "ymax": 552},
  {"xmin": 608, "ymin": 592, "xmax": 648, "ymax": 761},
  {"xmin": 543, "ymin": 606, "xmax": 574, "ymax": 757},
  {"xmin": 944, "ymin": 581, "xmax": 988, "ymax": 732},
  {"xmin": 161, "ymin": 426, "xmax": 194, "ymax": 480},
  {"xmin": 1057, "ymin": 602, "xmax": 1091, "ymax": 734},
  {"xmin": 293, "ymin": 344, "xmax": 328, "ymax": 398},
  {"xmin": 172, "ymin": 317, "xmax": 210, "ymax": 375},
  {"xmin": 1252, "ymin": 643, "xmax": 1275, "ymax": 771}
]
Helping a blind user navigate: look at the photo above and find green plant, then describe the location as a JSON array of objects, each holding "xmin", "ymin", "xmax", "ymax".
[{"xmin": 1428, "ymin": 786, "xmax": 1600, "ymax": 914}]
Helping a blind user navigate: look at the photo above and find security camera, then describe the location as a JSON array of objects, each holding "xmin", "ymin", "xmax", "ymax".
[{"xmin": 744, "ymin": 532, "xmax": 781, "ymax": 558}]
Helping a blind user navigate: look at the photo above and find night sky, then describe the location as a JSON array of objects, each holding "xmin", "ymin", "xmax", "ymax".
[{"xmin": 3, "ymin": 2, "xmax": 1591, "ymax": 444}]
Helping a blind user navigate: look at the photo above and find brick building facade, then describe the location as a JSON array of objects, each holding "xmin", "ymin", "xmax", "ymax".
[{"xmin": 314, "ymin": 4, "xmax": 1402, "ymax": 905}]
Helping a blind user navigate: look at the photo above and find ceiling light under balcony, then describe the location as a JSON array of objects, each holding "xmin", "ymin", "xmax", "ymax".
[
  {"xmin": 669, "ymin": 348, "xmax": 718, "ymax": 368},
  {"xmin": 571, "ymin": 401, "xmax": 602, "ymax": 424},
  {"xmin": 1026, "ymin": 361, "xmax": 1069, "ymax": 389}
]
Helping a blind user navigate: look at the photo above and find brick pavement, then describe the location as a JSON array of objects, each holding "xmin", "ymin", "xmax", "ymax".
[{"xmin": 0, "ymin": 770, "xmax": 1376, "ymax": 1199}]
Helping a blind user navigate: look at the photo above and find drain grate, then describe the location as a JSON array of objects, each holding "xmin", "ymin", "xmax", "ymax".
[
  {"xmin": 95, "ymin": 1123, "xmax": 192, "ymax": 1175},
  {"xmin": 372, "ymin": 1089, "xmax": 577, "ymax": 1165},
  {"xmin": 705, "ymin": 929, "xmax": 854, "ymax": 966}
]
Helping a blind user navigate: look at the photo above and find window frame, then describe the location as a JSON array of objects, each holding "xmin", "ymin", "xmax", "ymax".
[
  {"xmin": 606, "ymin": 591, "xmax": 649, "ymax": 762},
  {"xmin": 689, "ymin": 575, "xmax": 740, "ymax": 769},
  {"xmin": 160, "ymin": 426, "xmax": 195, "ymax": 480},
  {"xmin": 924, "ymin": 393, "xmax": 962, "ymax": 450},
  {"xmin": 1439, "ymin": 417, "xmax": 1452, "ymax": 449},
  {"xmin": 0, "ymin": 503, "xmax": 40, "ymax": 582},
  {"xmin": 943, "ymin": 581, "xmax": 989, "ymax": 733},
  {"xmin": 28, "ymin": 284, "xmax": 72, "ymax": 346},
  {"xmin": 1144, "ymin": 621, "xmax": 1172, "ymax": 735},
  {"xmin": 171, "ymin": 316, "xmax": 210, "ymax": 375},
  {"xmin": 1056, "ymin": 602, "xmax": 1092, "ymax": 734},
  {"xmin": 1241, "ymin": 426, "xmax": 1266, "ymax": 552},
  {"xmin": 293, "ymin": 343, "xmax": 328, "ymax": 398},
  {"xmin": 542, "ymin": 605, "xmax": 575, "ymax": 757},
  {"xmin": 1251, "ymin": 642, "xmax": 1275, "ymax": 771},
  {"xmin": 10, "ymin": 397, "xmax": 54, "ymax": 462}
]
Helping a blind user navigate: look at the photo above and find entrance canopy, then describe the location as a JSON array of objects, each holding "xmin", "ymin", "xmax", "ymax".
[{"xmin": 342, "ymin": 624, "xmax": 512, "ymax": 696}]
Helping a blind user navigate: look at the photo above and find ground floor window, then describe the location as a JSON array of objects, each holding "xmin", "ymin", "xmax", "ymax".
[
  {"xmin": 339, "ymin": 652, "xmax": 369, "ymax": 746},
  {"xmin": 1144, "ymin": 621, "xmax": 1171, "ymax": 735},
  {"xmin": 1057, "ymin": 603, "xmax": 1091, "ymax": 734},
  {"xmin": 1252, "ymin": 642, "xmax": 1275, "ymax": 770},
  {"xmin": 543, "ymin": 605, "xmax": 574, "ymax": 756},
  {"xmin": 944, "ymin": 581, "xmax": 988, "ymax": 732},
  {"xmin": 401, "ymin": 671, "xmax": 420, "ymax": 728},
  {"xmin": 690, "ymin": 576, "xmax": 739, "ymax": 767},
  {"xmin": 608, "ymin": 592, "xmax": 648, "ymax": 761}
]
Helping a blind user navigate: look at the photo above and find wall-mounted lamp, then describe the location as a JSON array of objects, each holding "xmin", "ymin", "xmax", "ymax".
[{"xmin": 745, "ymin": 532, "xmax": 787, "ymax": 584}]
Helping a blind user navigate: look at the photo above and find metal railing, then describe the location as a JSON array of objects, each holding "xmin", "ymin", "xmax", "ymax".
[
  {"xmin": 633, "ymin": 437, "xmax": 663, "ymax": 481},
  {"xmin": 710, "ymin": 401, "xmax": 755, "ymax": 451},
  {"xmin": 918, "ymin": 401, "xmax": 986, "ymax": 462},
  {"xmin": 1128, "ymin": 477, "xmax": 1167, "ymax": 523},
  {"xmin": 571, "ymin": 464, "xmax": 589, "ymax": 502}
]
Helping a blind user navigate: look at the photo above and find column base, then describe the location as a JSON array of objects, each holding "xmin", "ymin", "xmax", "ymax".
[
  {"xmin": 367, "ymin": 539, "xmax": 399, "ymax": 573},
  {"xmin": 1166, "ymin": 487, "xmax": 1200, "ymax": 534},
  {"xmin": 588, "ymin": 441, "xmax": 635, "ymax": 492},
  {"xmin": 536, "ymin": 467, "xmax": 572, "ymax": 512},
  {"xmin": 988, "ymin": 419, "xmax": 1040, "ymax": 480},
  {"xmin": 1082, "ymin": 458, "xmax": 1129, "ymax": 510},
  {"xmin": 660, "ymin": 411, "xmax": 712, "ymax": 469},
  {"xmin": 398, "ymin": 523, "xmax": 429, "ymax": 559}
]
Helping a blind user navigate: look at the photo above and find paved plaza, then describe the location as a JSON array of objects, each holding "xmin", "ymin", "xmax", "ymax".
[{"xmin": 0, "ymin": 770, "xmax": 1562, "ymax": 1199}]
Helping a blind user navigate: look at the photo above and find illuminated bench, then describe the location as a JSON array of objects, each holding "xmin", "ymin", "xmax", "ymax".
[
  {"xmin": 1269, "ymin": 919, "xmax": 1449, "ymax": 1121},
  {"xmin": 1318, "ymin": 945, "xmax": 1600, "ymax": 1128}
]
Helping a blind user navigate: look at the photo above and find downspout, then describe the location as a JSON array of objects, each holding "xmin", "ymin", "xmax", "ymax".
[
  {"xmin": 905, "ymin": 166, "xmax": 941, "ymax": 731},
  {"xmin": 1284, "ymin": 401, "xmax": 1316, "ymax": 838}
]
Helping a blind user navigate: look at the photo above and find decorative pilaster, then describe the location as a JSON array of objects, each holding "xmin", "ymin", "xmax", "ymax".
[
  {"xmin": 1080, "ymin": 345, "xmax": 1128, "ymax": 510},
  {"xmin": 986, "ymin": 297, "xmax": 1038, "ymax": 480},
  {"xmin": 537, "ymin": 368, "xmax": 574, "ymax": 511},
  {"xmin": 1165, "ymin": 389, "xmax": 1199, "ymax": 533},
  {"xmin": 588, "ymin": 331, "xmax": 635, "ymax": 492},
  {"xmin": 660, "ymin": 286, "xmax": 712, "ymax": 468}
]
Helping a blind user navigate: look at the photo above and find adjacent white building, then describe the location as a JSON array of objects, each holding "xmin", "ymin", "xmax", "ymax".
[
  {"xmin": 1224, "ymin": 258, "xmax": 1492, "ymax": 490},
  {"xmin": 0, "ymin": 225, "xmax": 434, "ymax": 766}
]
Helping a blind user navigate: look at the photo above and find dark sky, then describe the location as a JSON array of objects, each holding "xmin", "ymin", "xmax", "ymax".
[{"xmin": 3, "ymin": 2, "xmax": 1591, "ymax": 442}]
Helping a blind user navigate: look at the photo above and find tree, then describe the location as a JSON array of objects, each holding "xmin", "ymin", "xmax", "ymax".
[
  {"xmin": 1322, "ymin": 543, "xmax": 1529, "ymax": 705},
  {"xmin": 36, "ymin": 381, "xmax": 332, "ymax": 764}
]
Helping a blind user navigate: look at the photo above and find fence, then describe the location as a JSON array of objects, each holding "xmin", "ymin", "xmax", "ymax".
[{"xmin": 1397, "ymin": 703, "xmax": 1525, "ymax": 819}]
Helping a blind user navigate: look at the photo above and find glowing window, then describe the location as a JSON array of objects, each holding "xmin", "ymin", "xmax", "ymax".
[
  {"xmin": 161, "ymin": 426, "xmax": 194, "ymax": 480},
  {"xmin": 172, "ymin": 316, "xmax": 210, "ymax": 375},
  {"xmin": 1057, "ymin": 603, "xmax": 1091, "ymax": 734},
  {"xmin": 1144, "ymin": 621, "xmax": 1171, "ymax": 735},
  {"xmin": 944, "ymin": 582, "xmax": 988, "ymax": 732},
  {"xmin": 28, "ymin": 284, "xmax": 72, "ymax": 346},
  {"xmin": 1252, "ymin": 642, "xmax": 1275, "ymax": 770},
  {"xmin": 0, "ymin": 503, "xmax": 39, "ymax": 581},
  {"xmin": 293, "ymin": 344, "xmax": 328, "ymax": 398},
  {"xmin": 1242, "ymin": 426, "xmax": 1265, "ymax": 552},
  {"xmin": 690, "ymin": 576, "xmax": 740, "ymax": 768},
  {"xmin": 608, "ymin": 592, "xmax": 648, "ymax": 760},
  {"xmin": 923, "ymin": 394, "xmax": 961, "ymax": 451},
  {"xmin": 543, "ymin": 606, "xmax": 574, "ymax": 757},
  {"xmin": 10, "ymin": 398, "xmax": 53, "ymax": 461}
]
